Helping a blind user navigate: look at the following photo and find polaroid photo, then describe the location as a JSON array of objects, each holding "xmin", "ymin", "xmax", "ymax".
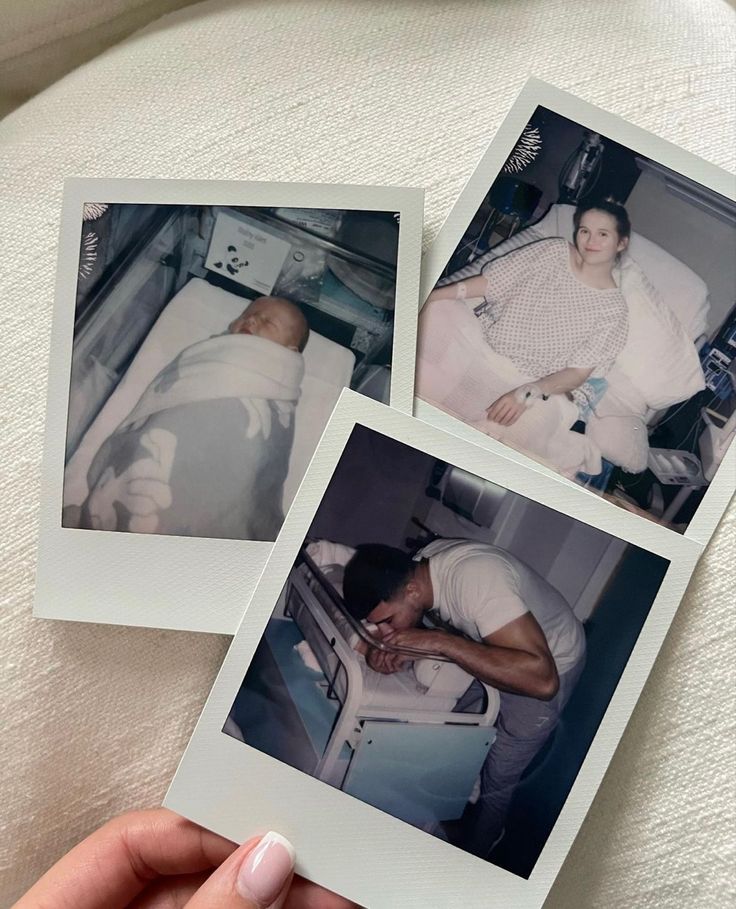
[
  {"xmin": 415, "ymin": 78, "xmax": 736, "ymax": 545},
  {"xmin": 165, "ymin": 390, "xmax": 701, "ymax": 909},
  {"xmin": 34, "ymin": 178, "xmax": 423, "ymax": 633}
]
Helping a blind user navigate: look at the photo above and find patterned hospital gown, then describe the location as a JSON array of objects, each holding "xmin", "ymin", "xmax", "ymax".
[{"xmin": 477, "ymin": 237, "xmax": 628, "ymax": 378}]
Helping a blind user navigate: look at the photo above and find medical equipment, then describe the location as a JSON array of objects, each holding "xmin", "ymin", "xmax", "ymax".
[
  {"xmin": 641, "ymin": 365, "xmax": 734, "ymax": 521},
  {"xmin": 227, "ymin": 542, "xmax": 499, "ymax": 831},
  {"xmin": 699, "ymin": 402, "xmax": 736, "ymax": 482},
  {"xmin": 446, "ymin": 177, "xmax": 543, "ymax": 272},
  {"xmin": 701, "ymin": 309, "xmax": 736, "ymax": 399},
  {"xmin": 559, "ymin": 131, "xmax": 604, "ymax": 203},
  {"xmin": 647, "ymin": 447, "xmax": 707, "ymax": 486}
]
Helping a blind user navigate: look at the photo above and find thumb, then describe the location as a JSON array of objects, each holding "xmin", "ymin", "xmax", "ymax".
[{"xmin": 187, "ymin": 831, "xmax": 295, "ymax": 909}]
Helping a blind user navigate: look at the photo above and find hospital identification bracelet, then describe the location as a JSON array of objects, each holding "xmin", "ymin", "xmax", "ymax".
[{"xmin": 515, "ymin": 383, "xmax": 548, "ymax": 407}]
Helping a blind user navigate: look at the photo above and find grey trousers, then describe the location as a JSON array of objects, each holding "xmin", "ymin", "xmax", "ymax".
[{"xmin": 458, "ymin": 657, "xmax": 585, "ymax": 859}]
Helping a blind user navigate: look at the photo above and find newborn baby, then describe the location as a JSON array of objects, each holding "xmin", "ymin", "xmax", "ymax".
[
  {"xmin": 228, "ymin": 295, "xmax": 310, "ymax": 352},
  {"xmin": 68, "ymin": 294, "xmax": 311, "ymax": 540}
]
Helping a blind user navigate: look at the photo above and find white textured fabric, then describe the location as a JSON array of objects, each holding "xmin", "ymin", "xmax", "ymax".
[
  {"xmin": 1, "ymin": 2, "xmax": 734, "ymax": 908},
  {"xmin": 585, "ymin": 412, "xmax": 650, "ymax": 473},
  {"xmin": 0, "ymin": 0, "xmax": 199, "ymax": 117}
]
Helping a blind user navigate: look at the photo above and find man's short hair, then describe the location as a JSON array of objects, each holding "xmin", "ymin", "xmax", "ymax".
[
  {"xmin": 296, "ymin": 317, "xmax": 310, "ymax": 353},
  {"xmin": 342, "ymin": 544, "xmax": 416, "ymax": 621}
]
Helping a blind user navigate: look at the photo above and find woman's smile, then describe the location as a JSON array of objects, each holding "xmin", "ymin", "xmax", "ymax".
[{"xmin": 574, "ymin": 209, "xmax": 626, "ymax": 265}]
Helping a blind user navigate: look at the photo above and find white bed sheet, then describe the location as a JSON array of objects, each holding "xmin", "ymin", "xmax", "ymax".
[{"xmin": 63, "ymin": 277, "xmax": 355, "ymax": 513}]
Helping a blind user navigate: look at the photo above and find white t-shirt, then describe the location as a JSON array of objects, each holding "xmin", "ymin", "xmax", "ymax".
[{"xmin": 415, "ymin": 539, "xmax": 585, "ymax": 676}]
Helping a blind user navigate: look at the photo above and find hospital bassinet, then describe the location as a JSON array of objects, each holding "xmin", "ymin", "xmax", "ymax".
[
  {"xmin": 63, "ymin": 277, "xmax": 355, "ymax": 516},
  {"xmin": 226, "ymin": 540, "xmax": 500, "ymax": 832}
]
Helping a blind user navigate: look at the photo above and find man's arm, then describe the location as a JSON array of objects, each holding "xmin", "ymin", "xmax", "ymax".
[{"xmin": 385, "ymin": 613, "xmax": 559, "ymax": 700}]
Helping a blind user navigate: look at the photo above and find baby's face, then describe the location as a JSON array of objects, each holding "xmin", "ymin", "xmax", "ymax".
[{"xmin": 228, "ymin": 297, "xmax": 303, "ymax": 350}]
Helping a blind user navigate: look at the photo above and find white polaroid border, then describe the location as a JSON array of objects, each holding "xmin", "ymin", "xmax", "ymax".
[
  {"xmin": 415, "ymin": 77, "xmax": 735, "ymax": 547},
  {"xmin": 165, "ymin": 390, "xmax": 701, "ymax": 909},
  {"xmin": 34, "ymin": 178, "xmax": 423, "ymax": 633}
]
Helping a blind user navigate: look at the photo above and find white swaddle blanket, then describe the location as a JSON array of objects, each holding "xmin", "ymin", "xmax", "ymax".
[
  {"xmin": 300, "ymin": 539, "xmax": 481, "ymax": 702},
  {"xmin": 120, "ymin": 332, "xmax": 304, "ymax": 429},
  {"xmin": 67, "ymin": 333, "xmax": 304, "ymax": 539},
  {"xmin": 416, "ymin": 297, "xmax": 602, "ymax": 477}
]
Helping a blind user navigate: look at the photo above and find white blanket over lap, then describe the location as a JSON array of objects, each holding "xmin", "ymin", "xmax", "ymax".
[{"xmin": 416, "ymin": 298, "xmax": 602, "ymax": 476}]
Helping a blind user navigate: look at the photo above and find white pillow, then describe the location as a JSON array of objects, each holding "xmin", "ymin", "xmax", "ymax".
[
  {"xmin": 484, "ymin": 203, "xmax": 710, "ymax": 339},
  {"xmin": 595, "ymin": 364, "xmax": 648, "ymax": 419},
  {"xmin": 613, "ymin": 258, "xmax": 705, "ymax": 410},
  {"xmin": 619, "ymin": 231, "xmax": 709, "ymax": 339}
]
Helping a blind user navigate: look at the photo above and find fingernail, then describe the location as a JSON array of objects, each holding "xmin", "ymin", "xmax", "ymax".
[{"xmin": 236, "ymin": 831, "xmax": 295, "ymax": 906}]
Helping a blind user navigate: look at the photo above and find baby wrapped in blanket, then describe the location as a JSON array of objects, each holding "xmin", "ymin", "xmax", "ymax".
[{"xmin": 67, "ymin": 296, "xmax": 309, "ymax": 540}]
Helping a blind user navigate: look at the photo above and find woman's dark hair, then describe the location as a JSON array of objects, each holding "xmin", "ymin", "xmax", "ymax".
[
  {"xmin": 342, "ymin": 544, "xmax": 416, "ymax": 621},
  {"xmin": 573, "ymin": 197, "xmax": 631, "ymax": 241}
]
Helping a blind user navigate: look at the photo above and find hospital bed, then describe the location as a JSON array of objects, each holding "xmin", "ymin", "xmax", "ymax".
[
  {"xmin": 440, "ymin": 202, "xmax": 711, "ymax": 485},
  {"xmin": 63, "ymin": 276, "xmax": 355, "ymax": 516},
  {"xmin": 225, "ymin": 540, "xmax": 500, "ymax": 832}
]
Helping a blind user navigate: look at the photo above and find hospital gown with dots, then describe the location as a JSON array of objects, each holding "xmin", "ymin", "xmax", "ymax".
[{"xmin": 478, "ymin": 237, "xmax": 628, "ymax": 379}]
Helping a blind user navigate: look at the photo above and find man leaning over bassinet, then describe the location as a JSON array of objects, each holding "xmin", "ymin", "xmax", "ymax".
[{"xmin": 342, "ymin": 538, "xmax": 586, "ymax": 859}]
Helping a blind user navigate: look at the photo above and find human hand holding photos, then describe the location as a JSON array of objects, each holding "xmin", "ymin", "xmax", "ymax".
[{"xmin": 12, "ymin": 808, "xmax": 359, "ymax": 909}]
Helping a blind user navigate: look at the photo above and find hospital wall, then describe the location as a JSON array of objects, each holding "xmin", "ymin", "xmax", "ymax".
[
  {"xmin": 307, "ymin": 427, "xmax": 621, "ymax": 623},
  {"xmin": 307, "ymin": 427, "xmax": 436, "ymax": 549},
  {"xmin": 418, "ymin": 491, "xmax": 624, "ymax": 623},
  {"xmin": 625, "ymin": 169, "xmax": 736, "ymax": 337}
]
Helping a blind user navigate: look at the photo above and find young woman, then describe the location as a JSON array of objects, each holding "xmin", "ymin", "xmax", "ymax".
[
  {"xmin": 427, "ymin": 198, "xmax": 631, "ymax": 424},
  {"xmin": 417, "ymin": 199, "xmax": 631, "ymax": 475}
]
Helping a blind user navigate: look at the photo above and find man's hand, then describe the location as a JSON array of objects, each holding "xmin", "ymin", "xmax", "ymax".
[
  {"xmin": 382, "ymin": 628, "xmax": 448, "ymax": 655},
  {"xmin": 366, "ymin": 629, "xmax": 451, "ymax": 674},
  {"xmin": 366, "ymin": 645, "xmax": 411, "ymax": 674}
]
